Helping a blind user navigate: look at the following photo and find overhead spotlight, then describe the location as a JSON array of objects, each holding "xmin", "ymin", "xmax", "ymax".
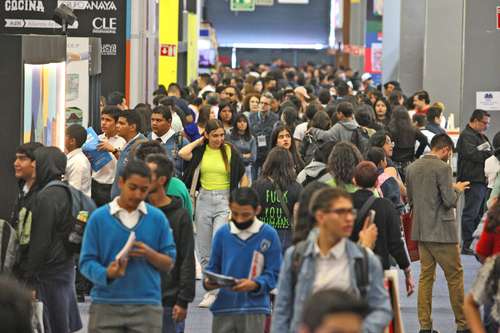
[{"xmin": 53, "ymin": 4, "xmax": 77, "ymax": 34}]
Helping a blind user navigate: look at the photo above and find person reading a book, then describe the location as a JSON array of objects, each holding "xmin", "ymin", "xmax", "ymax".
[
  {"xmin": 79, "ymin": 160, "xmax": 176, "ymax": 333},
  {"xmin": 203, "ymin": 187, "xmax": 282, "ymax": 333}
]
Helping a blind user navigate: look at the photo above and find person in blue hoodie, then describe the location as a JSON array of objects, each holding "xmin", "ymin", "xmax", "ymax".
[
  {"xmin": 203, "ymin": 187, "xmax": 282, "ymax": 333},
  {"xmin": 80, "ymin": 159, "xmax": 176, "ymax": 333}
]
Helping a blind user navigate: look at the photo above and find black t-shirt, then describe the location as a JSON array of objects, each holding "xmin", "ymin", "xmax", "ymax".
[{"xmin": 252, "ymin": 178, "xmax": 302, "ymax": 230}]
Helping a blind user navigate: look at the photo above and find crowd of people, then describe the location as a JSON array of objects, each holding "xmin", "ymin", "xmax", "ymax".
[{"xmin": 2, "ymin": 61, "xmax": 500, "ymax": 333}]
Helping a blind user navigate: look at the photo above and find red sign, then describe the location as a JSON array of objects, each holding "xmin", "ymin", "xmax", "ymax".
[
  {"xmin": 160, "ymin": 44, "xmax": 177, "ymax": 57},
  {"xmin": 497, "ymin": 7, "xmax": 500, "ymax": 30}
]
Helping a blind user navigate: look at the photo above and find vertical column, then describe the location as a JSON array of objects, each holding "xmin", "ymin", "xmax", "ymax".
[
  {"xmin": 422, "ymin": 0, "xmax": 465, "ymax": 118},
  {"xmin": 349, "ymin": 0, "xmax": 366, "ymax": 72},
  {"xmin": 461, "ymin": 0, "xmax": 500, "ymax": 135},
  {"xmin": 398, "ymin": 0, "xmax": 425, "ymax": 94},
  {"xmin": 381, "ymin": 0, "xmax": 400, "ymax": 84}
]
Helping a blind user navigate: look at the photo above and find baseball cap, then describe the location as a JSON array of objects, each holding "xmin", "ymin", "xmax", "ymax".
[
  {"xmin": 294, "ymin": 86, "xmax": 310, "ymax": 99},
  {"xmin": 361, "ymin": 73, "xmax": 372, "ymax": 82}
]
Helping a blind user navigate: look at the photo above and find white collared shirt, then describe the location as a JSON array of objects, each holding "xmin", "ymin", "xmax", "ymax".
[
  {"xmin": 229, "ymin": 218, "xmax": 263, "ymax": 241},
  {"xmin": 92, "ymin": 134, "xmax": 126, "ymax": 184},
  {"xmin": 65, "ymin": 148, "xmax": 92, "ymax": 197},
  {"xmin": 108, "ymin": 197, "xmax": 148, "ymax": 229},
  {"xmin": 312, "ymin": 238, "xmax": 350, "ymax": 293},
  {"xmin": 151, "ymin": 129, "xmax": 176, "ymax": 144}
]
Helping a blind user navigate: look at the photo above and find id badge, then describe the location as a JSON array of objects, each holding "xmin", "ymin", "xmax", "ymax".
[{"xmin": 257, "ymin": 135, "xmax": 267, "ymax": 147}]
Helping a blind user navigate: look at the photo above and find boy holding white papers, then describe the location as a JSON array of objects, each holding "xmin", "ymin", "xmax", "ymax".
[
  {"xmin": 203, "ymin": 188, "xmax": 282, "ymax": 333},
  {"xmin": 80, "ymin": 160, "xmax": 176, "ymax": 333}
]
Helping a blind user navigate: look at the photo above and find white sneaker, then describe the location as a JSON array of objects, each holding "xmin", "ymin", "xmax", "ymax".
[{"xmin": 198, "ymin": 290, "xmax": 217, "ymax": 308}]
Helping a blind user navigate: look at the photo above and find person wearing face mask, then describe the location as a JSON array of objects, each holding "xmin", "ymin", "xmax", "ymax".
[
  {"xmin": 179, "ymin": 119, "xmax": 248, "ymax": 307},
  {"xmin": 203, "ymin": 187, "xmax": 282, "ymax": 333},
  {"xmin": 406, "ymin": 134, "xmax": 471, "ymax": 333}
]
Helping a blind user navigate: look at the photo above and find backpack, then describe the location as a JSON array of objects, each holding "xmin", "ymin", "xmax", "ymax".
[
  {"xmin": 341, "ymin": 123, "xmax": 370, "ymax": 155},
  {"xmin": 291, "ymin": 240, "xmax": 370, "ymax": 298},
  {"xmin": 0, "ymin": 219, "xmax": 18, "ymax": 273},
  {"xmin": 302, "ymin": 169, "xmax": 329, "ymax": 187},
  {"xmin": 41, "ymin": 181, "xmax": 97, "ymax": 254},
  {"xmin": 300, "ymin": 133, "xmax": 320, "ymax": 165}
]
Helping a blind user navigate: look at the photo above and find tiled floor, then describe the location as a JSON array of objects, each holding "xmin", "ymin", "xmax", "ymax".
[{"xmin": 78, "ymin": 254, "xmax": 480, "ymax": 333}]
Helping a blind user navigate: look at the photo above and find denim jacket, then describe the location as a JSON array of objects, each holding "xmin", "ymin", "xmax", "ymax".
[
  {"xmin": 271, "ymin": 235, "xmax": 392, "ymax": 333},
  {"xmin": 147, "ymin": 132, "xmax": 188, "ymax": 177}
]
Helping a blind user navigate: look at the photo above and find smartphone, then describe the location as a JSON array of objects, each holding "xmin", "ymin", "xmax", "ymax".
[{"xmin": 368, "ymin": 209, "xmax": 376, "ymax": 225}]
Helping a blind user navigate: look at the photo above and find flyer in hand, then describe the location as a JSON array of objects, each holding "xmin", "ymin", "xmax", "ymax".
[
  {"xmin": 204, "ymin": 270, "xmax": 238, "ymax": 287},
  {"xmin": 82, "ymin": 127, "xmax": 112, "ymax": 172},
  {"xmin": 115, "ymin": 232, "xmax": 136, "ymax": 261}
]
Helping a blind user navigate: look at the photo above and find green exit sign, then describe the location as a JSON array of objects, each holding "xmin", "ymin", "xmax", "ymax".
[{"xmin": 231, "ymin": 0, "xmax": 256, "ymax": 11}]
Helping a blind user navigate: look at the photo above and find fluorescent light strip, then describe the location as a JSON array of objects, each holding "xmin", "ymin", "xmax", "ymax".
[{"xmin": 219, "ymin": 43, "xmax": 326, "ymax": 50}]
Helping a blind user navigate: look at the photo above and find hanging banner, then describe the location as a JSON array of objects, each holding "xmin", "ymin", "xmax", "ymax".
[
  {"xmin": 364, "ymin": 0, "xmax": 383, "ymax": 83},
  {"xmin": 186, "ymin": 13, "xmax": 199, "ymax": 85},
  {"xmin": 0, "ymin": 0, "xmax": 127, "ymax": 98},
  {"xmin": 66, "ymin": 37, "xmax": 90, "ymax": 127}
]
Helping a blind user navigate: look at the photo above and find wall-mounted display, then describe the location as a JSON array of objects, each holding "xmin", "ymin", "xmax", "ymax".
[{"xmin": 23, "ymin": 62, "xmax": 66, "ymax": 149}]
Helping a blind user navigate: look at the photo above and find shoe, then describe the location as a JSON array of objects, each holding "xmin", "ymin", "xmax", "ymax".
[
  {"xmin": 461, "ymin": 247, "xmax": 475, "ymax": 256},
  {"xmin": 198, "ymin": 291, "xmax": 217, "ymax": 308},
  {"xmin": 419, "ymin": 330, "xmax": 440, "ymax": 333}
]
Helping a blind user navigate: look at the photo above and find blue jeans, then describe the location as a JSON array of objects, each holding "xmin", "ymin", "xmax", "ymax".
[
  {"xmin": 461, "ymin": 182, "xmax": 487, "ymax": 246},
  {"xmin": 195, "ymin": 189, "xmax": 230, "ymax": 268},
  {"xmin": 162, "ymin": 307, "xmax": 185, "ymax": 333}
]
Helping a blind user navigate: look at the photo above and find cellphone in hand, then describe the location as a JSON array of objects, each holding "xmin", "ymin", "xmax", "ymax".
[{"xmin": 368, "ymin": 209, "xmax": 376, "ymax": 225}]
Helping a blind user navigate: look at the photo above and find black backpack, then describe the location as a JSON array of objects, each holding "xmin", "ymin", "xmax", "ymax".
[
  {"xmin": 290, "ymin": 240, "xmax": 370, "ymax": 298},
  {"xmin": 341, "ymin": 123, "xmax": 370, "ymax": 155},
  {"xmin": 300, "ymin": 133, "xmax": 321, "ymax": 165},
  {"xmin": 41, "ymin": 181, "xmax": 97, "ymax": 254}
]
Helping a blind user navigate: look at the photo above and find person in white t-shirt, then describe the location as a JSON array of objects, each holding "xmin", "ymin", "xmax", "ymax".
[
  {"xmin": 485, "ymin": 132, "xmax": 500, "ymax": 189},
  {"xmin": 65, "ymin": 124, "xmax": 92, "ymax": 197},
  {"xmin": 92, "ymin": 106, "xmax": 127, "ymax": 206}
]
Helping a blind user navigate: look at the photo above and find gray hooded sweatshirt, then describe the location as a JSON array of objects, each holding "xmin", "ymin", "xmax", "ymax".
[{"xmin": 310, "ymin": 119, "xmax": 359, "ymax": 143}]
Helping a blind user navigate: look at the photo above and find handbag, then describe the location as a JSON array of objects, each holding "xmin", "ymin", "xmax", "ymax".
[{"xmin": 402, "ymin": 210, "xmax": 419, "ymax": 261}]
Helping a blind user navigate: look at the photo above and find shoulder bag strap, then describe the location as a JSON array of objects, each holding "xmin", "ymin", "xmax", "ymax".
[
  {"xmin": 190, "ymin": 165, "xmax": 201, "ymax": 199},
  {"xmin": 355, "ymin": 195, "xmax": 377, "ymax": 230}
]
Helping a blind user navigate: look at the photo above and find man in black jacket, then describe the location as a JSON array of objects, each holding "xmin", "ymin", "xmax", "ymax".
[
  {"xmin": 456, "ymin": 109, "xmax": 492, "ymax": 254},
  {"xmin": 16, "ymin": 147, "xmax": 82, "ymax": 333},
  {"xmin": 351, "ymin": 161, "xmax": 414, "ymax": 296},
  {"xmin": 145, "ymin": 153, "xmax": 195, "ymax": 333}
]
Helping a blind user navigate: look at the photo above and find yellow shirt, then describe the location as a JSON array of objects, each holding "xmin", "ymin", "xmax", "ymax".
[{"xmin": 200, "ymin": 144, "xmax": 231, "ymax": 190}]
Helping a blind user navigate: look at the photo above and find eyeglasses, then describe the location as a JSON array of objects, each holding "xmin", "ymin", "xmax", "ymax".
[
  {"xmin": 225, "ymin": 92, "xmax": 235, "ymax": 97},
  {"xmin": 324, "ymin": 208, "xmax": 357, "ymax": 217},
  {"xmin": 259, "ymin": 102, "xmax": 271, "ymax": 106}
]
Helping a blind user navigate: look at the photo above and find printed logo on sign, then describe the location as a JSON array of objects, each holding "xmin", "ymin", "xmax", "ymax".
[
  {"xmin": 92, "ymin": 17, "xmax": 117, "ymax": 34},
  {"xmin": 58, "ymin": 1, "xmax": 118, "ymax": 11},
  {"xmin": 102, "ymin": 43, "xmax": 117, "ymax": 56},
  {"xmin": 5, "ymin": 0, "xmax": 45, "ymax": 12}
]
